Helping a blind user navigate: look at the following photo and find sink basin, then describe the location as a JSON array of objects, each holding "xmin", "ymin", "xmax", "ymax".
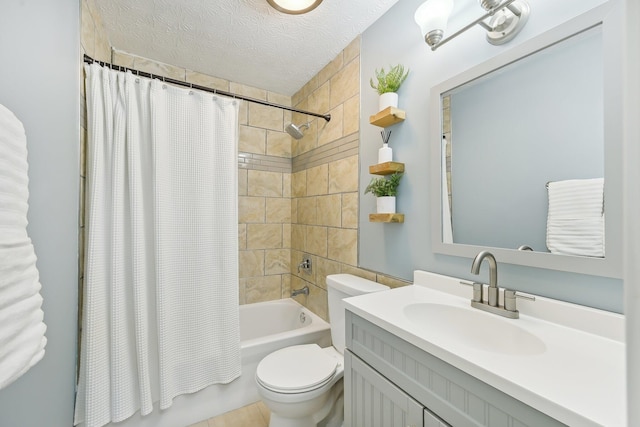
[{"xmin": 403, "ymin": 303, "xmax": 546, "ymax": 356}]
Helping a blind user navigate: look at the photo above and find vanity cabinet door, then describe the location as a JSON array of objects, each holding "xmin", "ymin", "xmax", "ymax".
[
  {"xmin": 424, "ymin": 408, "xmax": 451, "ymax": 427},
  {"xmin": 345, "ymin": 349, "xmax": 424, "ymax": 427}
]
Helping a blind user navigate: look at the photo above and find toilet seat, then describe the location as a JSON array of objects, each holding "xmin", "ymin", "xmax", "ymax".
[{"xmin": 256, "ymin": 344, "xmax": 338, "ymax": 394}]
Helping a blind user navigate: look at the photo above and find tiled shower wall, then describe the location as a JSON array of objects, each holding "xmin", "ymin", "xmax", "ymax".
[{"xmin": 80, "ymin": 1, "xmax": 410, "ymax": 324}]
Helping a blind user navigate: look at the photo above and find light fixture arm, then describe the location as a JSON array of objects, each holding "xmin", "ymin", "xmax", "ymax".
[{"xmin": 428, "ymin": 0, "xmax": 528, "ymax": 51}]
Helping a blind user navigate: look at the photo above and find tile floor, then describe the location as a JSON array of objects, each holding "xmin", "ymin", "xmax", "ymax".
[{"xmin": 187, "ymin": 401, "xmax": 270, "ymax": 427}]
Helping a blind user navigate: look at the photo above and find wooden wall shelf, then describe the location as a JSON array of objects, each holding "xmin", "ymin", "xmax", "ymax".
[
  {"xmin": 369, "ymin": 162, "xmax": 405, "ymax": 175},
  {"xmin": 369, "ymin": 213, "xmax": 405, "ymax": 223},
  {"xmin": 369, "ymin": 107, "xmax": 406, "ymax": 128}
]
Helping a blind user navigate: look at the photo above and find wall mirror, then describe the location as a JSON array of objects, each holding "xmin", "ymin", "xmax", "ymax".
[{"xmin": 429, "ymin": 5, "xmax": 622, "ymax": 278}]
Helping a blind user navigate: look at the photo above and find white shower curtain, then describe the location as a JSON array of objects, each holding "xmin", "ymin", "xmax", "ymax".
[{"xmin": 75, "ymin": 64, "xmax": 241, "ymax": 427}]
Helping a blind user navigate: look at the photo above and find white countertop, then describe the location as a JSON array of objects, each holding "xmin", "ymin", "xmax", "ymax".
[{"xmin": 343, "ymin": 270, "xmax": 626, "ymax": 427}]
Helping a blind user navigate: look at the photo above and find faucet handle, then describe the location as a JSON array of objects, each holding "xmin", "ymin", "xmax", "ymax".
[
  {"xmin": 504, "ymin": 289, "xmax": 536, "ymax": 312},
  {"xmin": 459, "ymin": 280, "xmax": 483, "ymax": 303}
]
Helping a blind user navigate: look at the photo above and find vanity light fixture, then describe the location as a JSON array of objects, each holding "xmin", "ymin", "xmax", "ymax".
[
  {"xmin": 267, "ymin": 0, "xmax": 323, "ymax": 15},
  {"xmin": 415, "ymin": 0, "xmax": 530, "ymax": 51}
]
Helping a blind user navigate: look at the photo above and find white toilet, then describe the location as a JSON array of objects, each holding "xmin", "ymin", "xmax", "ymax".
[{"xmin": 255, "ymin": 274, "xmax": 389, "ymax": 427}]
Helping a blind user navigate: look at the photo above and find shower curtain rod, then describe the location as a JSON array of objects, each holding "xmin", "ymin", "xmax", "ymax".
[{"xmin": 83, "ymin": 54, "xmax": 331, "ymax": 122}]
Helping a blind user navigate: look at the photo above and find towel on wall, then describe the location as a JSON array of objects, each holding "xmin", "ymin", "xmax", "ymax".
[
  {"xmin": 546, "ymin": 177, "xmax": 604, "ymax": 257},
  {"xmin": 0, "ymin": 103, "xmax": 47, "ymax": 390}
]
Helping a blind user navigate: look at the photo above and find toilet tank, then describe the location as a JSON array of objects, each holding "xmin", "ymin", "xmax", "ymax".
[{"xmin": 326, "ymin": 274, "xmax": 389, "ymax": 354}]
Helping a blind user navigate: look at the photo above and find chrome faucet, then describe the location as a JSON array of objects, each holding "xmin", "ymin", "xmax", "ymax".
[
  {"xmin": 291, "ymin": 285, "xmax": 309, "ymax": 297},
  {"xmin": 471, "ymin": 250, "xmax": 499, "ymax": 307},
  {"xmin": 297, "ymin": 256, "xmax": 312, "ymax": 274},
  {"xmin": 466, "ymin": 250, "xmax": 530, "ymax": 319}
]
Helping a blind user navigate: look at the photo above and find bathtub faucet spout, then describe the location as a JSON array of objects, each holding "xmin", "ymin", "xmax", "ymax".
[{"xmin": 291, "ymin": 286, "xmax": 309, "ymax": 297}]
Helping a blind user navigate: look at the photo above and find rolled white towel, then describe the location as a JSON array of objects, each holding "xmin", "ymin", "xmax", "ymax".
[
  {"xmin": 0, "ymin": 103, "xmax": 47, "ymax": 390},
  {"xmin": 546, "ymin": 178, "xmax": 605, "ymax": 257}
]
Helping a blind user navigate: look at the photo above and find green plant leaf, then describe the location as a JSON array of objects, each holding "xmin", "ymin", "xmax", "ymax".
[
  {"xmin": 370, "ymin": 64, "xmax": 409, "ymax": 95},
  {"xmin": 364, "ymin": 173, "xmax": 403, "ymax": 197}
]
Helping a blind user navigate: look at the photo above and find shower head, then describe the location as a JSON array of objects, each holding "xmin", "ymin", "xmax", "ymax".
[{"xmin": 285, "ymin": 122, "xmax": 311, "ymax": 139}]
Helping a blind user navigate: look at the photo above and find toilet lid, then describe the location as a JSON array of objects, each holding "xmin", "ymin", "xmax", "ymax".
[{"xmin": 256, "ymin": 344, "xmax": 338, "ymax": 393}]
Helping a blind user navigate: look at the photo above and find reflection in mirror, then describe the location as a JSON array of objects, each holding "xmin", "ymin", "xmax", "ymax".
[{"xmin": 442, "ymin": 25, "xmax": 604, "ymax": 257}]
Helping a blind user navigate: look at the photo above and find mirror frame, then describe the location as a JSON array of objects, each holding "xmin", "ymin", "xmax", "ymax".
[{"xmin": 429, "ymin": 3, "xmax": 622, "ymax": 278}]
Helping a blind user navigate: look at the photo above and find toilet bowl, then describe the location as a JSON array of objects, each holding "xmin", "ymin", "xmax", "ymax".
[{"xmin": 255, "ymin": 274, "xmax": 389, "ymax": 427}]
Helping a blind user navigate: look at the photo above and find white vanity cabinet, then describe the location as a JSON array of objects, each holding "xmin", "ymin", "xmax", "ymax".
[{"xmin": 344, "ymin": 311, "xmax": 566, "ymax": 427}]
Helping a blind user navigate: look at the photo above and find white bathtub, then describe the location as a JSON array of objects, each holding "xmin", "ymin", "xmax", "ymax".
[{"xmin": 107, "ymin": 298, "xmax": 331, "ymax": 427}]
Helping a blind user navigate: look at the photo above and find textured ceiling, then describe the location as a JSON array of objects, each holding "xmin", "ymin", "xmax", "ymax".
[{"xmin": 96, "ymin": 0, "xmax": 400, "ymax": 96}]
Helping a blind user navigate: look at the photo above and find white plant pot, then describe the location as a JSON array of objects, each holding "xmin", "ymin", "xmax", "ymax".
[
  {"xmin": 378, "ymin": 92, "xmax": 398, "ymax": 111},
  {"xmin": 376, "ymin": 196, "xmax": 396, "ymax": 214}
]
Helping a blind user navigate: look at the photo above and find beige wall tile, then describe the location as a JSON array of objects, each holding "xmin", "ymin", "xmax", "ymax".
[
  {"xmin": 306, "ymin": 225, "xmax": 328, "ymax": 257},
  {"xmin": 283, "ymin": 173, "xmax": 292, "ymax": 198},
  {"xmin": 81, "ymin": 1, "xmax": 96, "ymax": 57},
  {"xmin": 281, "ymin": 274, "xmax": 291, "ymax": 299},
  {"xmin": 293, "ymin": 75, "xmax": 319, "ymax": 107},
  {"xmin": 230, "ymin": 82, "xmax": 266, "ymax": 100},
  {"xmin": 134, "ymin": 57, "xmax": 185, "ymax": 81},
  {"xmin": 292, "ymin": 170, "xmax": 307, "ymax": 198},
  {"xmin": 291, "ymin": 199, "xmax": 298, "ymax": 226},
  {"xmin": 329, "ymin": 155, "xmax": 359, "ymax": 193},
  {"xmin": 317, "ymin": 194, "xmax": 342, "ymax": 227},
  {"xmin": 327, "ymin": 228, "xmax": 357, "ymax": 265},
  {"xmin": 185, "ymin": 70, "xmax": 230, "ymax": 92},
  {"xmin": 307, "ymin": 283, "xmax": 328, "ymax": 322},
  {"xmin": 239, "ymin": 250, "xmax": 264, "ymax": 278},
  {"xmin": 248, "ymin": 170, "xmax": 283, "ymax": 197},
  {"xmin": 249, "ymin": 102, "xmax": 284, "ymax": 131},
  {"xmin": 315, "ymin": 257, "xmax": 342, "ymax": 290},
  {"xmin": 306, "ymin": 164, "xmax": 328, "ymax": 196},
  {"xmin": 112, "ymin": 50, "xmax": 135, "ymax": 68},
  {"xmin": 245, "ymin": 276, "xmax": 282, "ymax": 304},
  {"xmin": 296, "ymin": 197, "xmax": 317, "ymax": 225},
  {"xmin": 343, "ymin": 36, "xmax": 361, "ymax": 63},
  {"xmin": 318, "ymin": 54, "xmax": 344, "ymax": 87},
  {"xmin": 318, "ymin": 104, "xmax": 344, "ymax": 146},
  {"xmin": 239, "ymin": 125, "xmax": 266, "ymax": 155},
  {"xmin": 330, "ymin": 59, "xmax": 359, "ymax": 109},
  {"xmin": 239, "ymin": 278, "xmax": 247, "ymax": 305},
  {"xmin": 291, "ymin": 224, "xmax": 305, "ymax": 251},
  {"xmin": 341, "ymin": 192, "xmax": 359, "ymax": 229},
  {"xmin": 238, "ymin": 100, "xmax": 249, "ymax": 126},
  {"xmin": 267, "ymin": 91, "xmax": 291, "ymax": 107},
  {"xmin": 265, "ymin": 249, "xmax": 290, "ymax": 275},
  {"xmin": 283, "ymin": 223, "xmax": 291, "ymax": 248},
  {"xmin": 94, "ymin": 29, "xmax": 111, "ymax": 63},
  {"xmin": 309, "ymin": 82, "xmax": 331, "ymax": 115},
  {"xmin": 238, "ymin": 168, "xmax": 248, "ymax": 196},
  {"xmin": 341, "ymin": 265, "xmax": 377, "ymax": 282},
  {"xmin": 266, "ymin": 131, "xmax": 291, "ymax": 158},
  {"xmin": 247, "ymin": 223, "xmax": 283, "ymax": 249},
  {"xmin": 239, "ymin": 196, "xmax": 265, "ymax": 223},
  {"xmin": 238, "ymin": 224, "xmax": 247, "ymax": 250},
  {"xmin": 343, "ymin": 95, "xmax": 360, "ymax": 135},
  {"xmin": 266, "ymin": 198, "xmax": 291, "ymax": 223}
]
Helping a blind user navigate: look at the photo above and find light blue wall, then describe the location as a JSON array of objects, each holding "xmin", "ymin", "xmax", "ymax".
[
  {"xmin": 358, "ymin": 0, "xmax": 623, "ymax": 313},
  {"xmin": 0, "ymin": 0, "xmax": 80, "ymax": 425}
]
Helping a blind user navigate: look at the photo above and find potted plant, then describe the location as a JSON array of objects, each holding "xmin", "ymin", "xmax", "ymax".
[
  {"xmin": 364, "ymin": 173, "xmax": 403, "ymax": 213},
  {"xmin": 370, "ymin": 64, "xmax": 409, "ymax": 112}
]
